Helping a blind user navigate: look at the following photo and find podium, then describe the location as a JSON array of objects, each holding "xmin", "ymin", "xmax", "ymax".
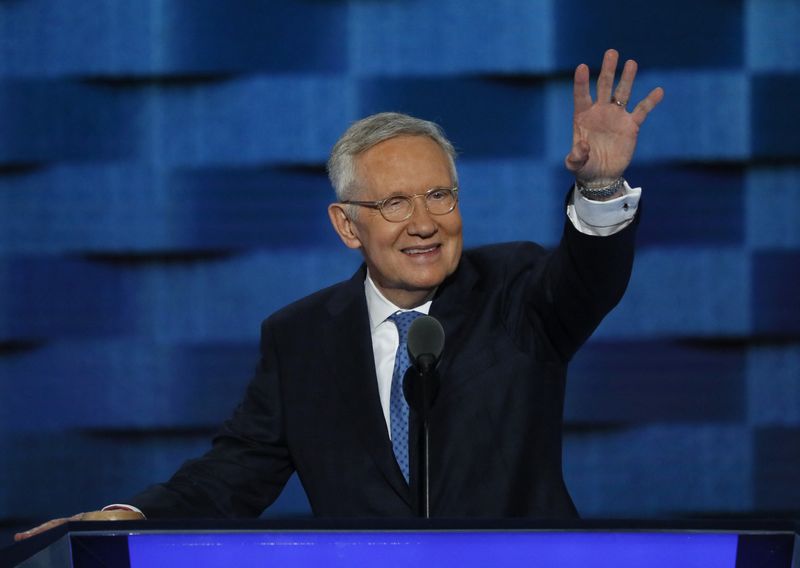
[{"xmin": 4, "ymin": 519, "xmax": 798, "ymax": 567}]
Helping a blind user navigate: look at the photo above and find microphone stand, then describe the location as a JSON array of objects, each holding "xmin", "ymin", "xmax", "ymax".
[
  {"xmin": 404, "ymin": 314, "xmax": 445, "ymax": 519},
  {"xmin": 405, "ymin": 354, "xmax": 439, "ymax": 518}
]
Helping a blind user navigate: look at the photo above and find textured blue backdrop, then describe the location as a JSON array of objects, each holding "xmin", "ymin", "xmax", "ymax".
[{"xmin": 1, "ymin": 0, "xmax": 799, "ymax": 543}]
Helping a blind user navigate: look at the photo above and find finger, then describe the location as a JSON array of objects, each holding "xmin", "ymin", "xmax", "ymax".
[
  {"xmin": 596, "ymin": 48, "xmax": 619, "ymax": 103},
  {"xmin": 14, "ymin": 519, "xmax": 65, "ymax": 541},
  {"xmin": 573, "ymin": 63, "xmax": 592, "ymax": 114},
  {"xmin": 631, "ymin": 86, "xmax": 665, "ymax": 126},
  {"xmin": 14, "ymin": 514, "xmax": 82, "ymax": 541},
  {"xmin": 613, "ymin": 59, "xmax": 638, "ymax": 107}
]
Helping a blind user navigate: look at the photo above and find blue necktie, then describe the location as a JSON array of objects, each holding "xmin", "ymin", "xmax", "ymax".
[{"xmin": 388, "ymin": 310, "xmax": 422, "ymax": 483}]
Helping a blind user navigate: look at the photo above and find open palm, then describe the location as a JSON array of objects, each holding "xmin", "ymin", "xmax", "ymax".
[{"xmin": 565, "ymin": 49, "xmax": 664, "ymax": 185}]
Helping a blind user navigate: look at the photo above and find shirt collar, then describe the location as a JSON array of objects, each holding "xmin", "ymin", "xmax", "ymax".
[{"xmin": 364, "ymin": 272, "xmax": 432, "ymax": 332}]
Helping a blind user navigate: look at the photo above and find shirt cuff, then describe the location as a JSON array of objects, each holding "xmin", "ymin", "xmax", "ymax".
[
  {"xmin": 102, "ymin": 503, "xmax": 145, "ymax": 518},
  {"xmin": 566, "ymin": 181, "xmax": 641, "ymax": 237}
]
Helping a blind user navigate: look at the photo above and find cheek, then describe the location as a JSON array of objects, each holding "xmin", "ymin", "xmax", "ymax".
[
  {"xmin": 444, "ymin": 215, "xmax": 463, "ymax": 241},
  {"xmin": 447, "ymin": 221, "xmax": 464, "ymax": 264},
  {"xmin": 358, "ymin": 217, "xmax": 397, "ymax": 245},
  {"xmin": 363, "ymin": 226, "xmax": 405, "ymax": 261}
]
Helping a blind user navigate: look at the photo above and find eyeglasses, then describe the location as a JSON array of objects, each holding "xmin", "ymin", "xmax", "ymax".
[{"xmin": 341, "ymin": 186, "xmax": 459, "ymax": 223}]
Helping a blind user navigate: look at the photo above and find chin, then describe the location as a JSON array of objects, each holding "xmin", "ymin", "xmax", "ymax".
[{"xmin": 408, "ymin": 270, "xmax": 450, "ymax": 291}]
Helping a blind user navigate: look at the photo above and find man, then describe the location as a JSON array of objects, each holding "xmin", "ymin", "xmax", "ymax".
[{"xmin": 17, "ymin": 49, "xmax": 663, "ymax": 538}]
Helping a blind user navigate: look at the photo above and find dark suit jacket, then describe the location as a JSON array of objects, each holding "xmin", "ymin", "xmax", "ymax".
[{"xmin": 129, "ymin": 214, "xmax": 638, "ymax": 519}]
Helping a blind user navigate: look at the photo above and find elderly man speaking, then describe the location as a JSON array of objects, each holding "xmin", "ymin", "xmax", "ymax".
[{"xmin": 17, "ymin": 49, "xmax": 662, "ymax": 539}]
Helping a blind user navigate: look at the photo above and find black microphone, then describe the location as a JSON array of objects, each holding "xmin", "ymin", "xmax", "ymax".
[
  {"xmin": 407, "ymin": 315, "xmax": 445, "ymax": 374},
  {"xmin": 404, "ymin": 315, "xmax": 445, "ymax": 412},
  {"xmin": 402, "ymin": 315, "xmax": 445, "ymax": 519}
]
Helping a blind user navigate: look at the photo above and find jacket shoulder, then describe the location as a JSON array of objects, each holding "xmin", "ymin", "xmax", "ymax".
[
  {"xmin": 461, "ymin": 241, "xmax": 549, "ymax": 277},
  {"xmin": 261, "ymin": 276, "xmax": 357, "ymax": 332}
]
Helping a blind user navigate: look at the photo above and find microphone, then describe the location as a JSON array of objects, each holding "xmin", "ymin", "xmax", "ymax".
[
  {"xmin": 407, "ymin": 315, "xmax": 445, "ymax": 374},
  {"xmin": 403, "ymin": 315, "xmax": 445, "ymax": 414},
  {"xmin": 403, "ymin": 315, "xmax": 445, "ymax": 519}
]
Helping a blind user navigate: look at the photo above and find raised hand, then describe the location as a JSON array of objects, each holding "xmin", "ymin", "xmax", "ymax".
[{"xmin": 565, "ymin": 49, "xmax": 664, "ymax": 186}]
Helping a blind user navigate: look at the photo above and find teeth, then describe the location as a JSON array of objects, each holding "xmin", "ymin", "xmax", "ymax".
[{"xmin": 405, "ymin": 246, "xmax": 437, "ymax": 254}]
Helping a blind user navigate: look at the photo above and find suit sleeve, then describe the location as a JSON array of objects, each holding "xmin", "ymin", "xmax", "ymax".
[
  {"xmin": 513, "ymin": 204, "xmax": 639, "ymax": 364},
  {"xmin": 126, "ymin": 321, "xmax": 294, "ymax": 518}
]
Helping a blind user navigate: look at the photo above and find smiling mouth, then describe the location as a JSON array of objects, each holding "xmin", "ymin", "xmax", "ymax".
[{"xmin": 402, "ymin": 244, "xmax": 441, "ymax": 255}]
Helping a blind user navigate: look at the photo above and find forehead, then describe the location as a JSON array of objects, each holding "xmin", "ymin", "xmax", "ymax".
[{"xmin": 354, "ymin": 135, "xmax": 453, "ymax": 197}]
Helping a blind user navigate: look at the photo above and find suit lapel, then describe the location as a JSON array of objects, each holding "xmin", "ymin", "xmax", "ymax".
[
  {"xmin": 429, "ymin": 255, "xmax": 483, "ymax": 399},
  {"xmin": 322, "ymin": 267, "xmax": 412, "ymax": 507}
]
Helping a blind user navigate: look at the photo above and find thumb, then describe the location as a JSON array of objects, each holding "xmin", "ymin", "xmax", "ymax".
[{"xmin": 564, "ymin": 140, "xmax": 590, "ymax": 173}]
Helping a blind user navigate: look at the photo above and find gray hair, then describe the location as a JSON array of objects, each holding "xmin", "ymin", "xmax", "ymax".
[{"xmin": 327, "ymin": 112, "xmax": 458, "ymax": 205}]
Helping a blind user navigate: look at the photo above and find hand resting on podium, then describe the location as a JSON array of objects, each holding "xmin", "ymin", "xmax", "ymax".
[{"xmin": 14, "ymin": 508, "xmax": 144, "ymax": 541}]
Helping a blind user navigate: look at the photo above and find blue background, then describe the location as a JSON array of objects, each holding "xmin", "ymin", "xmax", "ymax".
[{"xmin": 1, "ymin": 0, "xmax": 799, "ymax": 543}]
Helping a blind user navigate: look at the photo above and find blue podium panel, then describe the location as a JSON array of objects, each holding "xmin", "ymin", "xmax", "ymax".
[
  {"xmin": 2, "ymin": 521, "xmax": 797, "ymax": 567},
  {"xmin": 126, "ymin": 531, "xmax": 738, "ymax": 568}
]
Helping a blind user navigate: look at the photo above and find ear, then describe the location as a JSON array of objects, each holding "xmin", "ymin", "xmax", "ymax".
[{"xmin": 328, "ymin": 204, "xmax": 363, "ymax": 250}]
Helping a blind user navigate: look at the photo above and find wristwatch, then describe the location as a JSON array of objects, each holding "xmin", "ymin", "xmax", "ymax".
[{"xmin": 576, "ymin": 177, "xmax": 625, "ymax": 200}]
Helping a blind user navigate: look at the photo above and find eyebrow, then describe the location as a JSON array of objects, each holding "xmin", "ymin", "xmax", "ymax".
[{"xmin": 382, "ymin": 185, "xmax": 453, "ymax": 198}]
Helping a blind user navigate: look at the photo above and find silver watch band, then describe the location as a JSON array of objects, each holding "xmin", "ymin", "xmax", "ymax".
[{"xmin": 576, "ymin": 177, "xmax": 625, "ymax": 200}]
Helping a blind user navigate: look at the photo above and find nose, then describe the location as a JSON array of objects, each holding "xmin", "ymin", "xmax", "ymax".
[{"xmin": 406, "ymin": 195, "xmax": 437, "ymax": 238}]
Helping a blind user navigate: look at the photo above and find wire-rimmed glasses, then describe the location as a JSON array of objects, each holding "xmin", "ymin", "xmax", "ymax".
[{"xmin": 341, "ymin": 186, "xmax": 459, "ymax": 222}]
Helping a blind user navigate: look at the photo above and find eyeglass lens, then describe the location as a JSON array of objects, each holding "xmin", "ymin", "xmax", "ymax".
[{"xmin": 381, "ymin": 189, "xmax": 456, "ymax": 221}]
